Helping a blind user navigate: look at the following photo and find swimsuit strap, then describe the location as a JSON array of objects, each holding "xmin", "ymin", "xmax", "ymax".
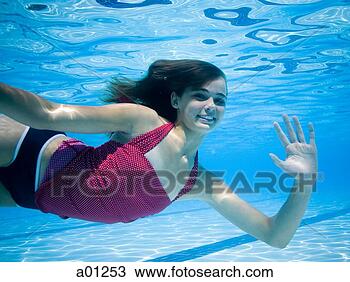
[{"xmin": 128, "ymin": 122, "xmax": 175, "ymax": 155}]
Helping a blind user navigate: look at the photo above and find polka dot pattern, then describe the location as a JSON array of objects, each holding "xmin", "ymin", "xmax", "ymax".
[{"xmin": 34, "ymin": 122, "xmax": 199, "ymax": 223}]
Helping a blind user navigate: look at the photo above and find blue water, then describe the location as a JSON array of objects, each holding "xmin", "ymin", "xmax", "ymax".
[{"xmin": 0, "ymin": 0, "xmax": 349, "ymax": 262}]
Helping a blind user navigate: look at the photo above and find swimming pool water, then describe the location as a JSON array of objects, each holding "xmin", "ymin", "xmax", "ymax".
[{"xmin": 0, "ymin": 0, "xmax": 349, "ymax": 262}]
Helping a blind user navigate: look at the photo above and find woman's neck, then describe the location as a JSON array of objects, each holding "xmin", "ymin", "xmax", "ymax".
[{"xmin": 172, "ymin": 121, "xmax": 204, "ymax": 158}]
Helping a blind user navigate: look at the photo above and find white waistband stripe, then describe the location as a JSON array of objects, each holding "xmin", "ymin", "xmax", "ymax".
[{"xmin": 35, "ymin": 134, "xmax": 67, "ymax": 192}]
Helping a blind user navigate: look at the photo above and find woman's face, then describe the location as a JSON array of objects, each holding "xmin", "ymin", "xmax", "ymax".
[{"xmin": 173, "ymin": 77, "xmax": 228, "ymax": 133}]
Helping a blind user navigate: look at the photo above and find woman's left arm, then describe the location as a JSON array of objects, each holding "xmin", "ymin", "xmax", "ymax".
[
  {"xmin": 182, "ymin": 114, "xmax": 317, "ymax": 249},
  {"xmin": 266, "ymin": 114, "xmax": 318, "ymax": 248}
]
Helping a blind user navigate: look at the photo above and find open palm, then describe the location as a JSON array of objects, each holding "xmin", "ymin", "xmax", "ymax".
[{"xmin": 269, "ymin": 114, "xmax": 318, "ymax": 180}]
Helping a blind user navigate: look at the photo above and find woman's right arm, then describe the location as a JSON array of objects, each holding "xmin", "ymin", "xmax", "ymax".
[
  {"xmin": 0, "ymin": 82, "xmax": 52, "ymax": 128},
  {"xmin": 178, "ymin": 164, "xmax": 280, "ymax": 248},
  {"xmin": 0, "ymin": 82, "xmax": 158, "ymax": 133}
]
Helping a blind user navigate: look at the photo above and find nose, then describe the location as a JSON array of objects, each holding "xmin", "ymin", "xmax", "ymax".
[{"xmin": 204, "ymin": 97, "xmax": 215, "ymax": 113}]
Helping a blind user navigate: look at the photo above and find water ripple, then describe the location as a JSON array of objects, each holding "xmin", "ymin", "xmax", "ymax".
[
  {"xmin": 96, "ymin": 0, "xmax": 172, "ymax": 9},
  {"xmin": 204, "ymin": 7, "xmax": 269, "ymax": 26},
  {"xmin": 246, "ymin": 28, "xmax": 316, "ymax": 46},
  {"xmin": 257, "ymin": 0, "xmax": 321, "ymax": 5}
]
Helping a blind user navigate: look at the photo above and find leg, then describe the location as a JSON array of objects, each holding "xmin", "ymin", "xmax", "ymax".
[
  {"xmin": 0, "ymin": 114, "xmax": 28, "ymax": 167},
  {"xmin": 0, "ymin": 114, "xmax": 28, "ymax": 207}
]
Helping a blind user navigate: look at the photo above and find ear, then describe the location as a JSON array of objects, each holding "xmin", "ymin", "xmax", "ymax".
[{"xmin": 170, "ymin": 91, "xmax": 179, "ymax": 109}]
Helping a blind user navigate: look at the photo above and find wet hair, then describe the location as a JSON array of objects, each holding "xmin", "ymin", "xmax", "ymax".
[{"xmin": 100, "ymin": 59, "xmax": 227, "ymax": 138}]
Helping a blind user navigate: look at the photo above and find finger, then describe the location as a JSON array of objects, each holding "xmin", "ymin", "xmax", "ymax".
[
  {"xmin": 308, "ymin": 122, "xmax": 316, "ymax": 147},
  {"xmin": 273, "ymin": 121, "xmax": 290, "ymax": 147},
  {"xmin": 292, "ymin": 116, "xmax": 306, "ymax": 143},
  {"xmin": 269, "ymin": 153, "xmax": 284, "ymax": 169},
  {"xmin": 283, "ymin": 114, "xmax": 297, "ymax": 143}
]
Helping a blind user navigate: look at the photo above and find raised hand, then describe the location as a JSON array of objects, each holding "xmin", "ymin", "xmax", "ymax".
[{"xmin": 269, "ymin": 114, "xmax": 318, "ymax": 182}]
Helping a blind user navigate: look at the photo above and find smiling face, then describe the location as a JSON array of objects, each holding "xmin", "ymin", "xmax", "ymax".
[{"xmin": 171, "ymin": 77, "xmax": 228, "ymax": 133}]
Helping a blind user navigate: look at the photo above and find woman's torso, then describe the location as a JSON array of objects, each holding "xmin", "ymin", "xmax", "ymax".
[{"xmin": 38, "ymin": 116, "xmax": 196, "ymax": 201}]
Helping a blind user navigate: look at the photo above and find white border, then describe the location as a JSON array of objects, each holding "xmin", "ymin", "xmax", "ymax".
[
  {"xmin": 10, "ymin": 126, "xmax": 30, "ymax": 164},
  {"xmin": 0, "ymin": 262, "xmax": 349, "ymax": 282},
  {"xmin": 34, "ymin": 134, "xmax": 67, "ymax": 192}
]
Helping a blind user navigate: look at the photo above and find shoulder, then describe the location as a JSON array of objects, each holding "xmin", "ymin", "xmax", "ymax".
[
  {"xmin": 130, "ymin": 104, "xmax": 159, "ymax": 124},
  {"xmin": 131, "ymin": 106, "xmax": 170, "ymax": 136},
  {"xmin": 109, "ymin": 103, "xmax": 161, "ymax": 133}
]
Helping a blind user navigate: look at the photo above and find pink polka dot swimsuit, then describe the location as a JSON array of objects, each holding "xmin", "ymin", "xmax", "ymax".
[{"xmin": 34, "ymin": 122, "xmax": 199, "ymax": 223}]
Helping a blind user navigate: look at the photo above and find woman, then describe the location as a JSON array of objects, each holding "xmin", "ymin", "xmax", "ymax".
[{"xmin": 0, "ymin": 59, "xmax": 317, "ymax": 248}]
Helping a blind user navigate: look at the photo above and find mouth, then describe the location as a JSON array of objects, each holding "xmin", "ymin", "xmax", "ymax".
[{"xmin": 197, "ymin": 115, "xmax": 216, "ymax": 124}]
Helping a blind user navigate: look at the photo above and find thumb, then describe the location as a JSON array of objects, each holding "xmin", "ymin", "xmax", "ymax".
[{"xmin": 269, "ymin": 153, "xmax": 284, "ymax": 168}]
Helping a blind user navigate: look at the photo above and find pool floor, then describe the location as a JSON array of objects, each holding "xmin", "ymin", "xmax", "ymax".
[{"xmin": 0, "ymin": 195, "xmax": 349, "ymax": 262}]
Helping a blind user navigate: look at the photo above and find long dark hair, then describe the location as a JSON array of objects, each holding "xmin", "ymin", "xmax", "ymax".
[{"xmin": 100, "ymin": 59, "xmax": 227, "ymax": 138}]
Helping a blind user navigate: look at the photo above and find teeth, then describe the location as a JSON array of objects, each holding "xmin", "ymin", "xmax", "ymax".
[{"xmin": 199, "ymin": 115, "xmax": 214, "ymax": 121}]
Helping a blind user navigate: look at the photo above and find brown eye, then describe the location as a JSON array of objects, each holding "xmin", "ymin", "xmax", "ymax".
[
  {"xmin": 215, "ymin": 99, "xmax": 226, "ymax": 106},
  {"xmin": 194, "ymin": 93, "xmax": 206, "ymax": 100}
]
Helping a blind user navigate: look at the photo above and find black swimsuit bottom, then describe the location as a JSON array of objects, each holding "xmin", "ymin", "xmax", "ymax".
[{"xmin": 0, "ymin": 127, "xmax": 66, "ymax": 209}]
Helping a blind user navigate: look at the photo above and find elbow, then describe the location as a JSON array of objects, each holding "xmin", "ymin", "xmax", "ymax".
[
  {"xmin": 266, "ymin": 217, "xmax": 290, "ymax": 249},
  {"xmin": 267, "ymin": 238, "xmax": 289, "ymax": 249},
  {"xmin": 266, "ymin": 230, "xmax": 290, "ymax": 249}
]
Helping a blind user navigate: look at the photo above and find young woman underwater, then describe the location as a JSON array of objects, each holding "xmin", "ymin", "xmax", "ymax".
[{"xmin": 0, "ymin": 59, "xmax": 318, "ymax": 249}]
